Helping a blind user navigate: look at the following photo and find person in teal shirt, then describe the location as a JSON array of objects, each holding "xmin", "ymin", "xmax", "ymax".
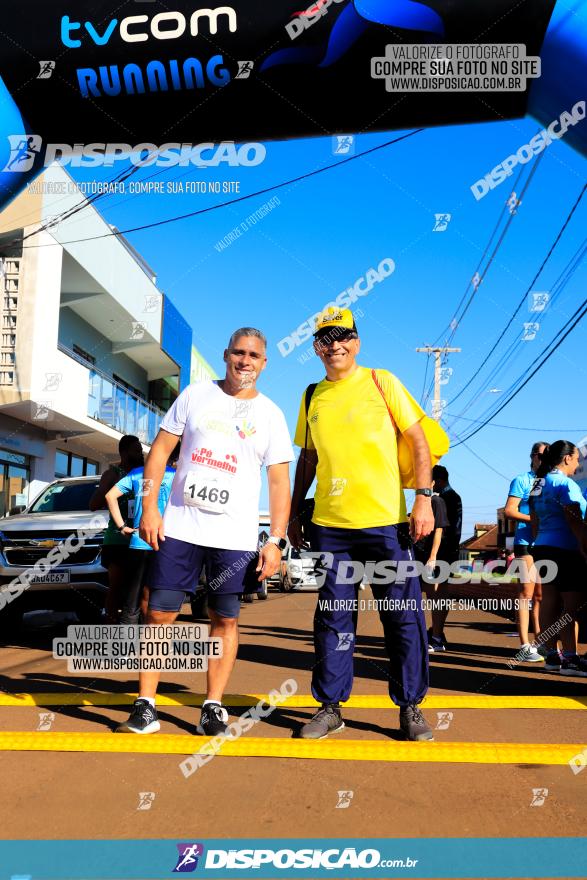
[
  {"xmin": 504, "ymin": 441, "xmax": 548, "ymax": 662},
  {"xmin": 106, "ymin": 451, "xmax": 178, "ymax": 624},
  {"xmin": 529, "ymin": 440, "xmax": 587, "ymax": 677}
]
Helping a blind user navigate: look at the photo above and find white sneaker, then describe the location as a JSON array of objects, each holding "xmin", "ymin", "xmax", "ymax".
[{"xmin": 517, "ymin": 644, "xmax": 544, "ymax": 663}]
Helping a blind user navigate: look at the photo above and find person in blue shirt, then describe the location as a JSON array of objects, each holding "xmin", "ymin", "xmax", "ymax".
[
  {"xmin": 106, "ymin": 448, "xmax": 178, "ymax": 624},
  {"xmin": 504, "ymin": 441, "xmax": 548, "ymax": 663},
  {"xmin": 529, "ymin": 440, "xmax": 587, "ymax": 677}
]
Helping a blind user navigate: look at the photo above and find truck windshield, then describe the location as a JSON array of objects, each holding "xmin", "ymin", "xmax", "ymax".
[{"xmin": 29, "ymin": 481, "xmax": 100, "ymax": 513}]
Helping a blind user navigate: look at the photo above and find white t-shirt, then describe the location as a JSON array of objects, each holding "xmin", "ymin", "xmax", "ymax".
[{"xmin": 160, "ymin": 380, "xmax": 294, "ymax": 550}]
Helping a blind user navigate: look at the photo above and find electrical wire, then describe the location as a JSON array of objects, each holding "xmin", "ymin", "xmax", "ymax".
[
  {"xmin": 421, "ymin": 154, "xmax": 544, "ymax": 406},
  {"xmin": 18, "ymin": 129, "xmax": 424, "ymax": 249},
  {"xmin": 444, "ymin": 413, "xmax": 586, "ymax": 432},
  {"xmin": 419, "ymin": 352, "xmax": 430, "ymax": 405},
  {"xmin": 430, "ymin": 165, "xmax": 528, "ymax": 347},
  {"xmin": 447, "ymin": 182, "xmax": 587, "ymax": 408},
  {"xmin": 447, "ymin": 236, "xmax": 587, "ymax": 425},
  {"xmin": 450, "ymin": 296, "xmax": 587, "ymax": 446}
]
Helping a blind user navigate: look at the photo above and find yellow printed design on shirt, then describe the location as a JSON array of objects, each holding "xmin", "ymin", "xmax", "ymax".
[{"xmin": 293, "ymin": 366, "xmax": 425, "ymax": 529}]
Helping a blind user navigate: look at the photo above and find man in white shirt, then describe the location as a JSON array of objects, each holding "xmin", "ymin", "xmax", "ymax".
[{"xmin": 116, "ymin": 328, "xmax": 294, "ymax": 736}]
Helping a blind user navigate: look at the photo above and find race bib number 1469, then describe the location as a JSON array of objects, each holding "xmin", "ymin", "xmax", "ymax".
[{"xmin": 183, "ymin": 473, "xmax": 231, "ymax": 513}]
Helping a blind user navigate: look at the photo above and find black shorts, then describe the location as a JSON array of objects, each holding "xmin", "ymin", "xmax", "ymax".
[
  {"xmin": 101, "ymin": 543, "xmax": 132, "ymax": 568},
  {"xmin": 528, "ymin": 545, "xmax": 587, "ymax": 591},
  {"xmin": 513, "ymin": 544, "xmax": 533, "ymax": 558}
]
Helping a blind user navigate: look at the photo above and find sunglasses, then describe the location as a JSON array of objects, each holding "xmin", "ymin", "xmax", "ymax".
[{"xmin": 314, "ymin": 329, "xmax": 358, "ymax": 344}]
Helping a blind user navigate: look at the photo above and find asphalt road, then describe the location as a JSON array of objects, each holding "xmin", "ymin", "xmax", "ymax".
[{"xmin": 0, "ymin": 589, "xmax": 585, "ymax": 851}]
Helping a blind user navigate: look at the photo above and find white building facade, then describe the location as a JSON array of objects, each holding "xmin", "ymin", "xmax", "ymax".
[{"xmin": 0, "ymin": 164, "xmax": 213, "ymax": 515}]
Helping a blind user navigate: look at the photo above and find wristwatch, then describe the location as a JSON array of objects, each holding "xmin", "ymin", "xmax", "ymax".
[
  {"xmin": 267, "ymin": 535, "xmax": 287, "ymax": 550},
  {"xmin": 415, "ymin": 488, "xmax": 433, "ymax": 497}
]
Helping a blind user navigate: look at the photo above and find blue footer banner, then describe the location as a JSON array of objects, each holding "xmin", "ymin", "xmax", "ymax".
[{"xmin": 0, "ymin": 838, "xmax": 585, "ymax": 879}]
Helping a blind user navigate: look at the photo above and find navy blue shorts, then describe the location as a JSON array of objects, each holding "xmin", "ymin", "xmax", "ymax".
[
  {"xmin": 149, "ymin": 588, "xmax": 241, "ymax": 618},
  {"xmin": 146, "ymin": 536, "xmax": 260, "ymax": 614}
]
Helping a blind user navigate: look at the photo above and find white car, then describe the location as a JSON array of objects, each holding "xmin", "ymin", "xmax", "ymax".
[{"xmin": 280, "ymin": 544, "xmax": 324, "ymax": 592}]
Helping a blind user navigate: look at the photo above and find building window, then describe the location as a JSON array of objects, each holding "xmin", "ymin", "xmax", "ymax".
[
  {"xmin": 73, "ymin": 344, "xmax": 96, "ymax": 366},
  {"xmin": 0, "ymin": 370, "xmax": 14, "ymax": 385},
  {"xmin": 0, "ymin": 449, "xmax": 30, "ymax": 516},
  {"xmin": 2, "ymin": 315, "xmax": 16, "ymax": 328},
  {"xmin": 113, "ymin": 373, "xmax": 145, "ymax": 400},
  {"xmin": 0, "ymin": 351, "xmax": 15, "ymax": 365},
  {"xmin": 55, "ymin": 449, "xmax": 99, "ymax": 478},
  {"xmin": 55, "ymin": 450, "xmax": 69, "ymax": 478}
]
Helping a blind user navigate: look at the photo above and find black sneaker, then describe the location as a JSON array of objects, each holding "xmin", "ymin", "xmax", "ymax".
[
  {"xmin": 115, "ymin": 698, "xmax": 160, "ymax": 734},
  {"xmin": 560, "ymin": 655, "xmax": 587, "ymax": 678},
  {"xmin": 197, "ymin": 703, "xmax": 229, "ymax": 736},
  {"xmin": 399, "ymin": 703, "xmax": 434, "ymax": 741},
  {"xmin": 544, "ymin": 650, "xmax": 562, "ymax": 671},
  {"xmin": 299, "ymin": 704, "xmax": 345, "ymax": 739},
  {"xmin": 427, "ymin": 627, "xmax": 447, "ymax": 653}
]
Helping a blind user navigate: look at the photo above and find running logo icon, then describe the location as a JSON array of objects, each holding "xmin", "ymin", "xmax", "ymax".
[
  {"xmin": 332, "ymin": 135, "xmax": 355, "ymax": 155},
  {"xmin": 336, "ymin": 790, "xmax": 354, "ymax": 808},
  {"xmin": 336, "ymin": 632, "xmax": 354, "ymax": 651},
  {"xmin": 37, "ymin": 61, "xmax": 56, "ymax": 79},
  {"xmin": 235, "ymin": 61, "xmax": 254, "ymax": 79},
  {"xmin": 329, "ymin": 477, "xmax": 347, "ymax": 496},
  {"xmin": 435, "ymin": 711, "xmax": 453, "ymax": 730},
  {"xmin": 433, "ymin": 213, "xmax": 451, "ymax": 232},
  {"xmin": 3, "ymin": 135, "xmax": 42, "ymax": 172},
  {"xmin": 173, "ymin": 843, "xmax": 204, "ymax": 872}
]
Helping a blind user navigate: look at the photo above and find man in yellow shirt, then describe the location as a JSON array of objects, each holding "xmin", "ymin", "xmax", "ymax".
[{"xmin": 289, "ymin": 308, "xmax": 436, "ymax": 740}]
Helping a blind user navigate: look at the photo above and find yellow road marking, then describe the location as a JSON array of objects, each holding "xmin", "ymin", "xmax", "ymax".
[
  {"xmin": 0, "ymin": 693, "xmax": 585, "ymax": 709},
  {"xmin": 0, "ymin": 732, "xmax": 583, "ymax": 764}
]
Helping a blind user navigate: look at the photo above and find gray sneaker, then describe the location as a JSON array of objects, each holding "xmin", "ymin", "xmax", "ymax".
[
  {"xmin": 299, "ymin": 705, "xmax": 345, "ymax": 739},
  {"xmin": 399, "ymin": 703, "xmax": 434, "ymax": 741}
]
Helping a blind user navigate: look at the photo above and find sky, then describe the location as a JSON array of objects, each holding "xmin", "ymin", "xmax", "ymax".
[{"xmin": 64, "ymin": 113, "xmax": 587, "ymax": 538}]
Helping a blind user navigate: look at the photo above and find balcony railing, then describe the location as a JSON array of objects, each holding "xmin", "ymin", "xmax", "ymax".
[{"xmin": 58, "ymin": 343, "xmax": 164, "ymax": 445}]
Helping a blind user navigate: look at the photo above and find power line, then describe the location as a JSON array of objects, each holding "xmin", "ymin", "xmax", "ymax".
[
  {"xmin": 447, "ymin": 182, "xmax": 587, "ymax": 408},
  {"xmin": 19, "ymin": 129, "xmax": 424, "ymax": 249},
  {"xmin": 457, "ymin": 437, "xmax": 511, "ymax": 481},
  {"xmin": 455, "ymin": 297, "xmax": 587, "ymax": 443},
  {"xmin": 451, "ymin": 296, "xmax": 587, "ymax": 446},
  {"xmin": 447, "ymin": 236, "xmax": 587, "ymax": 425},
  {"xmin": 444, "ymin": 413, "xmax": 586, "ymax": 432},
  {"xmin": 422, "ymin": 159, "xmax": 541, "ymax": 407},
  {"xmin": 430, "ymin": 164, "xmax": 529, "ymax": 347},
  {"xmin": 419, "ymin": 352, "xmax": 430, "ymax": 405},
  {"xmin": 445, "ymin": 157, "xmax": 542, "ymax": 348}
]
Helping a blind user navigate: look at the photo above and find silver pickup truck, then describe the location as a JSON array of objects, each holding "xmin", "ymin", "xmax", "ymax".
[{"xmin": 0, "ymin": 476, "xmax": 109, "ymax": 630}]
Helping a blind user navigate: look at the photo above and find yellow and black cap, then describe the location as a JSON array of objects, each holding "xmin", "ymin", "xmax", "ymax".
[{"xmin": 313, "ymin": 307, "xmax": 358, "ymax": 341}]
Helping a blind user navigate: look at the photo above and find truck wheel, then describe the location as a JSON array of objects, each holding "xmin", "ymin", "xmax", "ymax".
[{"xmin": 190, "ymin": 592, "xmax": 209, "ymax": 620}]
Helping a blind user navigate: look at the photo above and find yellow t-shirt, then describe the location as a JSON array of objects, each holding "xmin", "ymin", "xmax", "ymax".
[{"xmin": 293, "ymin": 366, "xmax": 426, "ymax": 529}]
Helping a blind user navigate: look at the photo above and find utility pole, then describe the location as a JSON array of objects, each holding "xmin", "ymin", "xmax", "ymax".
[{"xmin": 416, "ymin": 346, "xmax": 461, "ymax": 421}]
